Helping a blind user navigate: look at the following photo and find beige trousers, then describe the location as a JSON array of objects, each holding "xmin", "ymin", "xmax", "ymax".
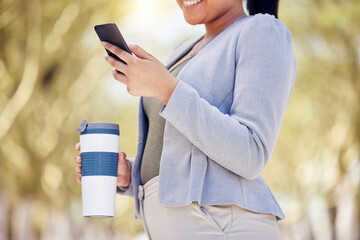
[{"xmin": 138, "ymin": 176, "xmax": 280, "ymax": 240}]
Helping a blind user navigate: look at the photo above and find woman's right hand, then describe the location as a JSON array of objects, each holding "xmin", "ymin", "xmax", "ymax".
[{"xmin": 74, "ymin": 143, "xmax": 132, "ymax": 188}]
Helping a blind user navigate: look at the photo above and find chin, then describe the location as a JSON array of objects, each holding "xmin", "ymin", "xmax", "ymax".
[{"xmin": 183, "ymin": 15, "xmax": 203, "ymax": 25}]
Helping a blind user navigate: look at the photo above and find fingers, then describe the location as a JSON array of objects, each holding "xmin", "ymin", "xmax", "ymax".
[
  {"xmin": 75, "ymin": 166, "xmax": 81, "ymax": 175},
  {"xmin": 119, "ymin": 152, "xmax": 127, "ymax": 159},
  {"xmin": 75, "ymin": 142, "xmax": 80, "ymax": 151},
  {"xmin": 102, "ymin": 42, "xmax": 133, "ymax": 63},
  {"xmin": 117, "ymin": 152, "xmax": 131, "ymax": 188},
  {"xmin": 104, "ymin": 55, "xmax": 129, "ymax": 75},
  {"xmin": 112, "ymin": 68, "xmax": 128, "ymax": 84},
  {"xmin": 75, "ymin": 153, "xmax": 129, "ymax": 175},
  {"xmin": 118, "ymin": 152, "xmax": 130, "ymax": 174},
  {"xmin": 74, "ymin": 151, "xmax": 131, "ymax": 187},
  {"xmin": 76, "ymin": 177, "xmax": 82, "ymax": 184},
  {"xmin": 75, "ymin": 143, "xmax": 82, "ymax": 184},
  {"xmin": 75, "ymin": 155, "xmax": 81, "ymax": 164},
  {"xmin": 75, "ymin": 155, "xmax": 82, "ymax": 184},
  {"xmin": 129, "ymin": 44, "xmax": 154, "ymax": 60},
  {"xmin": 118, "ymin": 152, "xmax": 128, "ymax": 165}
]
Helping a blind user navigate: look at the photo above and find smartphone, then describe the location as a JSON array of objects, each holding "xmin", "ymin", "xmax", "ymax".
[{"xmin": 94, "ymin": 23, "xmax": 131, "ymax": 65}]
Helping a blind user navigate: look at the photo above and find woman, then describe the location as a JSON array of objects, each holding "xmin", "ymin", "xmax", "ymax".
[{"xmin": 74, "ymin": 0, "xmax": 296, "ymax": 239}]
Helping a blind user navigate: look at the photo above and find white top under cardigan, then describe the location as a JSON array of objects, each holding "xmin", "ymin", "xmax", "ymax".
[{"xmin": 118, "ymin": 13, "xmax": 297, "ymax": 221}]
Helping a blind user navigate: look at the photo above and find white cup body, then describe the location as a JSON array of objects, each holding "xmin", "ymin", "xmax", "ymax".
[{"xmin": 80, "ymin": 132, "xmax": 119, "ymax": 217}]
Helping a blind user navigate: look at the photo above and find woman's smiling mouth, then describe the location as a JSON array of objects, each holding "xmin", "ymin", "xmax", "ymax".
[{"xmin": 183, "ymin": 0, "xmax": 203, "ymax": 7}]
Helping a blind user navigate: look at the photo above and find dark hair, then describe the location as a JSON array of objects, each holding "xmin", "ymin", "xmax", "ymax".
[{"xmin": 246, "ymin": 0, "xmax": 279, "ymax": 18}]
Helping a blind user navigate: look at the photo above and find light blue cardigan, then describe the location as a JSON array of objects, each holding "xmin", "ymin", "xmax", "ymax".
[{"xmin": 118, "ymin": 14, "xmax": 297, "ymax": 220}]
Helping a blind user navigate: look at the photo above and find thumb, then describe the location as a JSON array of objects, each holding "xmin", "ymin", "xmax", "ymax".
[
  {"xmin": 118, "ymin": 152, "xmax": 130, "ymax": 174},
  {"xmin": 129, "ymin": 44, "xmax": 154, "ymax": 60}
]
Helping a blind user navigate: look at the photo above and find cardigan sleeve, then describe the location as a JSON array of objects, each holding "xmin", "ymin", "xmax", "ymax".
[{"xmin": 160, "ymin": 14, "xmax": 297, "ymax": 180}]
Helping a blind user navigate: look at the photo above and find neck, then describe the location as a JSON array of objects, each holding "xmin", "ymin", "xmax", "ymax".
[{"xmin": 204, "ymin": 8, "xmax": 246, "ymax": 40}]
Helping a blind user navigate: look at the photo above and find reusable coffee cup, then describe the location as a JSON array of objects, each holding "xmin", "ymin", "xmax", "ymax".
[{"xmin": 77, "ymin": 120, "xmax": 119, "ymax": 217}]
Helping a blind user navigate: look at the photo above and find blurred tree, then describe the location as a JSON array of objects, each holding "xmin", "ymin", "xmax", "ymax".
[
  {"xmin": 0, "ymin": 0, "xmax": 142, "ymax": 238},
  {"xmin": 263, "ymin": 0, "xmax": 360, "ymax": 239},
  {"xmin": 0, "ymin": 0, "xmax": 359, "ymax": 239}
]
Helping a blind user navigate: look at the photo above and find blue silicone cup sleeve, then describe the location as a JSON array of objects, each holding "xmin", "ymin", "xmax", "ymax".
[{"xmin": 81, "ymin": 152, "xmax": 118, "ymax": 177}]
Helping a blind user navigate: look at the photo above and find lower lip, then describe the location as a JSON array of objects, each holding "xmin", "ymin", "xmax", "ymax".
[{"xmin": 183, "ymin": 0, "xmax": 203, "ymax": 9}]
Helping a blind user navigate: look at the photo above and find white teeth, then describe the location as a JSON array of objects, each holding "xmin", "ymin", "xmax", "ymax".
[{"xmin": 183, "ymin": 0, "xmax": 202, "ymax": 6}]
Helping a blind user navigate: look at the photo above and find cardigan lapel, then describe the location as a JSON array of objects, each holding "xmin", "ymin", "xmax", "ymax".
[{"xmin": 165, "ymin": 35, "xmax": 204, "ymax": 70}]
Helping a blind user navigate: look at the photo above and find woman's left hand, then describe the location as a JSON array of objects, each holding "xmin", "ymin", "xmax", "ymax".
[{"xmin": 102, "ymin": 42, "xmax": 179, "ymax": 105}]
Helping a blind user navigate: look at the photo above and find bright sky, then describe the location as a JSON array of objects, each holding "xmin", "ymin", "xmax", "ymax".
[{"xmin": 120, "ymin": 0, "xmax": 204, "ymax": 61}]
